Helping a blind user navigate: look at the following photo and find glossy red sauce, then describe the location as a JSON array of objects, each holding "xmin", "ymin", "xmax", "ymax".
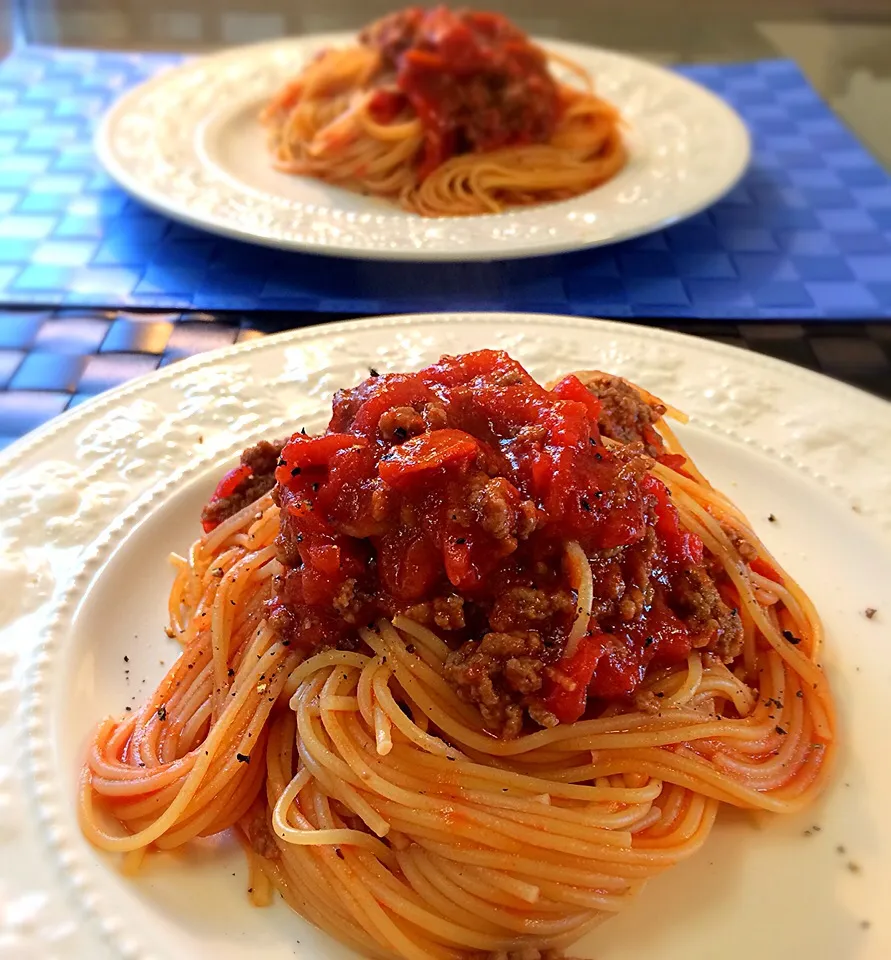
[
  {"xmin": 266, "ymin": 350, "xmax": 707, "ymax": 721},
  {"xmin": 361, "ymin": 7, "xmax": 559, "ymax": 177}
]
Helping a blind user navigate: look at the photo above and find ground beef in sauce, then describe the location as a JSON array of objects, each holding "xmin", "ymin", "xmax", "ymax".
[
  {"xmin": 402, "ymin": 594, "xmax": 466, "ymax": 631},
  {"xmin": 379, "ymin": 405, "xmax": 426, "ymax": 443},
  {"xmin": 443, "ymin": 631, "xmax": 549, "ymax": 738},
  {"xmin": 200, "ymin": 439, "xmax": 284, "ymax": 530},
  {"xmin": 358, "ymin": 8, "xmax": 424, "ymax": 66},
  {"xmin": 570, "ymin": 371, "xmax": 667, "ymax": 458},
  {"xmin": 488, "ymin": 586, "xmax": 575, "ymax": 633},
  {"xmin": 673, "ymin": 566, "xmax": 744, "ymax": 661},
  {"xmin": 241, "ymin": 800, "xmax": 281, "ymax": 861},
  {"xmin": 264, "ymin": 351, "xmax": 747, "ymax": 738},
  {"xmin": 360, "ymin": 8, "xmax": 558, "ymax": 157}
]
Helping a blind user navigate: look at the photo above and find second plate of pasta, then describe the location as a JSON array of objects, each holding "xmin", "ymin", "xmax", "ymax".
[{"xmin": 95, "ymin": 18, "xmax": 750, "ymax": 260}]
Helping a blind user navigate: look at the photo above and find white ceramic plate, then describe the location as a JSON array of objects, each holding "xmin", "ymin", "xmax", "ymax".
[
  {"xmin": 95, "ymin": 35, "xmax": 750, "ymax": 261},
  {"xmin": 1, "ymin": 313, "xmax": 889, "ymax": 960}
]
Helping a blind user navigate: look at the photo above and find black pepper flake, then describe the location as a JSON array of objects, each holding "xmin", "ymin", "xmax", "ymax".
[
  {"xmin": 768, "ymin": 514, "xmax": 777, "ymax": 523},
  {"xmin": 247, "ymin": 887, "xmax": 253, "ymax": 894},
  {"xmin": 335, "ymin": 848, "xmax": 345, "ymax": 860},
  {"xmin": 865, "ymin": 608, "xmax": 877, "ymax": 619},
  {"xmin": 644, "ymin": 636, "xmax": 654, "ymax": 648},
  {"xmin": 311, "ymin": 482, "xmax": 320, "ymax": 492},
  {"xmin": 228, "ymin": 668, "xmax": 235, "ymax": 677},
  {"xmin": 594, "ymin": 452, "xmax": 603, "ymax": 461},
  {"xmin": 655, "ymin": 691, "xmax": 665, "ymax": 699},
  {"xmin": 369, "ymin": 367, "xmax": 379, "ymax": 377},
  {"xmin": 236, "ymin": 753, "xmax": 250, "ymax": 764},
  {"xmin": 277, "ymin": 457, "xmax": 286, "ymax": 466},
  {"xmin": 594, "ymin": 490, "xmax": 603, "ymax": 498},
  {"xmin": 300, "ymin": 427, "xmax": 307, "ymax": 435},
  {"xmin": 446, "ymin": 756, "xmax": 456, "ymax": 761},
  {"xmin": 580, "ymin": 499, "xmax": 591, "ymax": 512},
  {"xmin": 296, "ymin": 533, "xmax": 304, "ymax": 542},
  {"xmin": 837, "ymin": 845, "xmax": 846, "ymax": 855},
  {"xmin": 782, "ymin": 629, "xmax": 801, "ymax": 645},
  {"xmin": 123, "ymin": 655, "xmax": 129, "ymax": 663},
  {"xmin": 282, "ymin": 639, "xmax": 291, "ymax": 646},
  {"xmin": 157, "ymin": 705, "xmax": 167, "ymax": 721},
  {"xmin": 291, "ymin": 466, "xmax": 301, "ymax": 476},
  {"xmin": 813, "ymin": 825, "xmax": 821, "ymax": 832},
  {"xmin": 455, "ymin": 537, "xmax": 466, "ymax": 545},
  {"xmin": 796, "ymin": 690, "xmax": 803, "ymax": 698},
  {"xmin": 125, "ymin": 706, "xmax": 131, "ymax": 712},
  {"xmin": 393, "ymin": 426, "xmax": 407, "ymax": 440},
  {"xmin": 775, "ymin": 725, "xmax": 787, "ymax": 735},
  {"xmin": 847, "ymin": 861, "xmax": 861, "ymax": 874}
]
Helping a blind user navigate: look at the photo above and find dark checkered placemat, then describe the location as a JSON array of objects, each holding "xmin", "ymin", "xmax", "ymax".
[
  {"xmin": 1, "ymin": 309, "xmax": 889, "ymax": 451},
  {"xmin": 0, "ymin": 48, "xmax": 889, "ymax": 318}
]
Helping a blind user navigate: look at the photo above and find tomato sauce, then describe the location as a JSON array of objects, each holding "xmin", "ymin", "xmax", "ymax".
[
  {"xmin": 267, "ymin": 350, "xmax": 712, "ymax": 721},
  {"xmin": 361, "ymin": 7, "xmax": 560, "ymax": 177}
]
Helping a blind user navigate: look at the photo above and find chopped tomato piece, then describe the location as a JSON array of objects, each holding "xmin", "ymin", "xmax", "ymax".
[
  {"xmin": 201, "ymin": 464, "xmax": 253, "ymax": 533},
  {"xmin": 367, "ymin": 89, "xmax": 408, "ymax": 123},
  {"xmin": 378, "ymin": 429, "xmax": 479, "ymax": 487},
  {"xmin": 641, "ymin": 474, "xmax": 703, "ymax": 567},
  {"xmin": 543, "ymin": 634, "xmax": 606, "ymax": 724},
  {"xmin": 658, "ymin": 453, "xmax": 688, "ymax": 474},
  {"xmin": 549, "ymin": 374, "xmax": 602, "ymax": 423},
  {"xmin": 275, "ymin": 433, "xmax": 367, "ymax": 485}
]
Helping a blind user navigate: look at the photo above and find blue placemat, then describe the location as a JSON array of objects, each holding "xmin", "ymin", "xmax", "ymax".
[{"xmin": 0, "ymin": 46, "xmax": 889, "ymax": 319}]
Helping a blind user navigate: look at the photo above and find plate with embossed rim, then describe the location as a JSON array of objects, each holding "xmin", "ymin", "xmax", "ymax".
[
  {"xmin": 0, "ymin": 313, "xmax": 888, "ymax": 960},
  {"xmin": 94, "ymin": 34, "xmax": 750, "ymax": 261}
]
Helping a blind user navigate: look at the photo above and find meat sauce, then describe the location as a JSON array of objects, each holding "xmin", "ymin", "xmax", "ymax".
[
  {"xmin": 361, "ymin": 7, "xmax": 560, "ymax": 177},
  {"xmin": 210, "ymin": 350, "xmax": 742, "ymax": 732}
]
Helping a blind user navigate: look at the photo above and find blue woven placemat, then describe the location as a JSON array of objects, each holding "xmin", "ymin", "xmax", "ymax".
[{"xmin": 0, "ymin": 46, "xmax": 889, "ymax": 319}]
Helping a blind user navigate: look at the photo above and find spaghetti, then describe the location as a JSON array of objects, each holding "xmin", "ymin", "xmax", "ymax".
[
  {"xmin": 260, "ymin": 7, "xmax": 627, "ymax": 217},
  {"xmin": 80, "ymin": 351, "xmax": 835, "ymax": 960}
]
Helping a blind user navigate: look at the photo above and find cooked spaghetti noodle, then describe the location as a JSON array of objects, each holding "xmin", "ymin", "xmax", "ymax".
[
  {"xmin": 260, "ymin": 7, "xmax": 627, "ymax": 217},
  {"xmin": 81, "ymin": 351, "xmax": 834, "ymax": 960}
]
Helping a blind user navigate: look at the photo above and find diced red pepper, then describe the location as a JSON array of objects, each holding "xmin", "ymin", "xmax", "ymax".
[
  {"xmin": 201, "ymin": 464, "xmax": 253, "ymax": 532},
  {"xmin": 378, "ymin": 429, "xmax": 479, "ymax": 487},
  {"xmin": 750, "ymin": 556, "xmax": 782, "ymax": 584},
  {"xmin": 543, "ymin": 634, "xmax": 606, "ymax": 724}
]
